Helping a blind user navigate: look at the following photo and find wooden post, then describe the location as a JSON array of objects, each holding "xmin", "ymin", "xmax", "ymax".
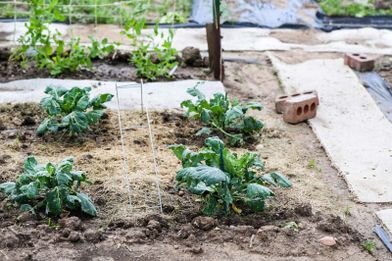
[{"xmin": 206, "ymin": 0, "xmax": 224, "ymax": 81}]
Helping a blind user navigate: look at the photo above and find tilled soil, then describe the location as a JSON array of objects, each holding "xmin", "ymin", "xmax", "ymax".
[
  {"xmin": 0, "ymin": 53, "xmax": 389, "ymax": 260},
  {"xmin": 0, "ymin": 47, "xmax": 210, "ymax": 83}
]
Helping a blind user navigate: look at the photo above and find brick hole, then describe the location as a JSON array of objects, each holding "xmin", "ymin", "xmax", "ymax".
[
  {"xmin": 359, "ymin": 56, "xmax": 367, "ymax": 60},
  {"xmin": 292, "ymin": 93, "xmax": 300, "ymax": 97},
  {"xmin": 310, "ymin": 103, "xmax": 316, "ymax": 111},
  {"xmin": 352, "ymin": 53, "xmax": 360, "ymax": 56},
  {"xmin": 304, "ymin": 104, "xmax": 309, "ymax": 113},
  {"xmin": 279, "ymin": 95, "xmax": 288, "ymax": 99},
  {"xmin": 296, "ymin": 107, "xmax": 302, "ymax": 116},
  {"xmin": 303, "ymin": 91, "xmax": 313, "ymax": 95}
]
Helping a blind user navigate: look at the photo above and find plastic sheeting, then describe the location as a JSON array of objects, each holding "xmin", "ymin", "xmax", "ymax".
[
  {"xmin": 358, "ymin": 72, "xmax": 392, "ymax": 123},
  {"xmin": 191, "ymin": 0, "xmax": 318, "ymax": 28}
]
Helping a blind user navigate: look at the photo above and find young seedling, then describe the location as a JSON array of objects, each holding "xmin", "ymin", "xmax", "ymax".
[
  {"xmin": 170, "ymin": 137, "xmax": 292, "ymax": 216},
  {"xmin": 37, "ymin": 86, "xmax": 113, "ymax": 136},
  {"xmin": 283, "ymin": 221, "xmax": 299, "ymax": 232},
  {"xmin": 181, "ymin": 84, "xmax": 264, "ymax": 146},
  {"xmin": 361, "ymin": 239, "xmax": 376, "ymax": 254},
  {"xmin": 0, "ymin": 156, "xmax": 97, "ymax": 217}
]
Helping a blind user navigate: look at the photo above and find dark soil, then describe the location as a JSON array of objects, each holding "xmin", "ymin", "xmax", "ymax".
[{"xmin": 0, "ymin": 47, "xmax": 210, "ymax": 83}]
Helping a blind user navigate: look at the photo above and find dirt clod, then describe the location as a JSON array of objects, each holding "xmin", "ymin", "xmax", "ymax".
[
  {"xmin": 182, "ymin": 47, "xmax": 202, "ymax": 66},
  {"xmin": 67, "ymin": 231, "xmax": 81, "ymax": 242},
  {"xmin": 147, "ymin": 220, "xmax": 161, "ymax": 232},
  {"xmin": 0, "ymin": 232, "xmax": 20, "ymax": 248},
  {"xmin": 59, "ymin": 216, "xmax": 82, "ymax": 231},
  {"xmin": 83, "ymin": 229, "xmax": 103, "ymax": 243},
  {"xmin": 294, "ymin": 203, "xmax": 313, "ymax": 217},
  {"xmin": 192, "ymin": 216, "xmax": 217, "ymax": 231}
]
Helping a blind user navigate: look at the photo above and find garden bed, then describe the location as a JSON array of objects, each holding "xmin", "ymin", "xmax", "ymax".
[{"xmin": 0, "ymin": 57, "xmax": 382, "ymax": 260}]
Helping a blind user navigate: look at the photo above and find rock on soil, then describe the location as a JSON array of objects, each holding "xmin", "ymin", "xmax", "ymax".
[
  {"xmin": 83, "ymin": 229, "xmax": 103, "ymax": 243},
  {"xmin": 182, "ymin": 47, "xmax": 206, "ymax": 67},
  {"xmin": 319, "ymin": 236, "xmax": 337, "ymax": 246},
  {"xmin": 294, "ymin": 203, "xmax": 313, "ymax": 217}
]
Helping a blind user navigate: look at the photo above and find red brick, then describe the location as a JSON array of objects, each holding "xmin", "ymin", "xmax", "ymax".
[
  {"xmin": 344, "ymin": 53, "xmax": 375, "ymax": 72},
  {"xmin": 275, "ymin": 91, "xmax": 319, "ymax": 124}
]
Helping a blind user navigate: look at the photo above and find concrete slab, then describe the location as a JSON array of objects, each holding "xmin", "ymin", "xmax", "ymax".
[
  {"xmin": 2, "ymin": 22, "xmax": 392, "ymax": 55},
  {"xmin": 377, "ymin": 209, "xmax": 392, "ymax": 236},
  {"xmin": 269, "ymin": 55, "xmax": 392, "ymax": 203},
  {"xmin": 0, "ymin": 79, "xmax": 225, "ymax": 110}
]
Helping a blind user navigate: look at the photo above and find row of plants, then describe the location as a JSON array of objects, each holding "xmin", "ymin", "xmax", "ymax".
[
  {"xmin": 318, "ymin": 0, "xmax": 392, "ymax": 17},
  {"xmin": 10, "ymin": 0, "xmax": 179, "ymax": 80},
  {"xmin": 0, "ymin": 85, "xmax": 291, "ymax": 218},
  {"xmin": 0, "ymin": 0, "xmax": 192, "ymax": 24}
]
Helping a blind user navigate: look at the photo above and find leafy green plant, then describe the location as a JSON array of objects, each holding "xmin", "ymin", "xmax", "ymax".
[
  {"xmin": 361, "ymin": 239, "xmax": 376, "ymax": 254},
  {"xmin": 181, "ymin": 85, "xmax": 264, "ymax": 146},
  {"xmin": 122, "ymin": 21, "xmax": 179, "ymax": 81},
  {"xmin": 318, "ymin": 0, "xmax": 392, "ymax": 17},
  {"xmin": 170, "ymin": 137, "xmax": 291, "ymax": 216},
  {"xmin": 0, "ymin": 156, "xmax": 97, "ymax": 217},
  {"xmin": 11, "ymin": 0, "xmax": 116, "ymax": 76},
  {"xmin": 37, "ymin": 86, "xmax": 113, "ymax": 136}
]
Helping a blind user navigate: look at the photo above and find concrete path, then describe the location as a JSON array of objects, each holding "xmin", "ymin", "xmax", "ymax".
[
  {"xmin": 0, "ymin": 79, "xmax": 225, "ymax": 110},
  {"xmin": 1, "ymin": 22, "xmax": 392, "ymax": 55},
  {"xmin": 269, "ymin": 55, "xmax": 392, "ymax": 203}
]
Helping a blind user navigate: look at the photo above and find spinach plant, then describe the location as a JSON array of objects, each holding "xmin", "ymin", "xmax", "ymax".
[
  {"xmin": 0, "ymin": 156, "xmax": 97, "ymax": 217},
  {"xmin": 37, "ymin": 86, "xmax": 113, "ymax": 136},
  {"xmin": 170, "ymin": 137, "xmax": 291, "ymax": 215},
  {"xmin": 181, "ymin": 85, "xmax": 264, "ymax": 146}
]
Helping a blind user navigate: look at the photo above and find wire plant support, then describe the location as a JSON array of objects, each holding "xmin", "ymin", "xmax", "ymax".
[{"xmin": 115, "ymin": 81, "xmax": 163, "ymax": 215}]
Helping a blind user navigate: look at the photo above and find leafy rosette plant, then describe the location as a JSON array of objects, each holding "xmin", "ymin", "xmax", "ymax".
[
  {"xmin": 0, "ymin": 156, "xmax": 97, "ymax": 217},
  {"xmin": 170, "ymin": 137, "xmax": 291, "ymax": 216},
  {"xmin": 181, "ymin": 85, "xmax": 264, "ymax": 146},
  {"xmin": 37, "ymin": 86, "xmax": 113, "ymax": 136}
]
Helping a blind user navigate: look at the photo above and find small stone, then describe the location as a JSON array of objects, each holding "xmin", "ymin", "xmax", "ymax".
[
  {"xmin": 319, "ymin": 236, "xmax": 337, "ymax": 246},
  {"xmin": 188, "ymin": 246, "xmax": 203, "ymax": 254},
  {"xmin": 12, "ymin": 118, "xmax": 23, "ymax": 126},
  {"xmin": 192, "ymin": 216, "xmax": 216, "ymax": 231},
  {"xmin": 3, "ymin": 129, "xmax": 17, "ymax": 139},
  {"xmin": 178, "ymin": 190, "xmax": 185, "ymax": 196},
  {"xmin": 67, "ymin": 231, "xmax": 81, "ymax": 242},
  {"xmin": 257, "ymin": 225, "xmax": 280, "ymax": 234}
]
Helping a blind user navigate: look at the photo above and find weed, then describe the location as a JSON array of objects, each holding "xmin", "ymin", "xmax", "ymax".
[
  {"xmin": 283, "ymin": 221, "xmax": 299, "ymax": 232},
  {"xmin": 318, "ymin": 0, "xmax": 392, "ymax": 17},
  {"xmin": 361, "ymin": 239, "xmax": 376, "ymax": 254}
]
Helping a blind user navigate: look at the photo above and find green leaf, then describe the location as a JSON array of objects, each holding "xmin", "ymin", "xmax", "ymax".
[
  {"xmin": 246, "ymin": 183, "xmax": 274, "ymax": 212},
  {"xmin": 86, "ymin": 110, "xmax": 104, "ymax": 124},
  {"xmin": 46, "ymin": 187, "xmax": 62, "ymax": 216},
  {"xmin": 20, "ymin": 182, "xmax": 39, "ymax": 199},
  {"xmin": 0, "ymin": 182, "xmax": 16, "ymax": 195},
  {"xmin": 76, "ymin": 192, "xmax": 97, "ymax": 216},
  {"xmin": 261, "ymin": 172, "xmax": 292, "ymax": 188},
  {"xmin": 20, "ymin": 204, "xmax": 34, "ymax": 213},
  {"xmin": 76, "ymin": 95, "xmax": 90, "ymax": 111},
  {"xmin": 187, "ymin": 86, "xmax": 205, "ymax": 100},
  {"xmin": 176, "ymin": 165, "xmax": 230, "ymax": 186},
  {"xmin": 195, "ymin": 127, "xmax": 213, "ymax": 137},
  {"xmin": 24, "ymin": 156, "xmax": 39, "ymax": 175}
]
